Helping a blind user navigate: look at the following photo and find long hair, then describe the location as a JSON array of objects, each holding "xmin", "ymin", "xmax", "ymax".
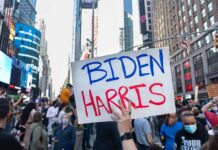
[{"xmin": 20, "ymin": 102, "xmax": 36, "ymax": 125}]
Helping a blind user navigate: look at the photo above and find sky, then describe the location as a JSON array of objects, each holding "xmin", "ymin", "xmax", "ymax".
[{"xmin": 36, "ymin": 0, "xmax": 73, "ymax": 96}]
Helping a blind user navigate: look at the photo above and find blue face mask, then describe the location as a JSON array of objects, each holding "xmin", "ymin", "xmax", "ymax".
[{"xmin": 184, "ymin": 124, "xmax": 197, "ymax": 134}]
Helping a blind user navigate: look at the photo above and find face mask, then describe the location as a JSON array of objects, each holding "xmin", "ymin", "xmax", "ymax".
[
  {"xmin": 62, "ymin": 118, "xmax": 69, "ymax": 125},
  {"xmin": 184, "ymin": 124, "xmax": 197, "ymax": 134}
]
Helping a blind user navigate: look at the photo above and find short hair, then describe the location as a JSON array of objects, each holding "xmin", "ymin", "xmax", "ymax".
[
  {"xmin": 33, "ymin": 111, "xmax": 42, "ymax": 122},
  {"xmin": 192, "ymin": 107, "xmax": 200, "ymax": 116},
  {"xmin": 147, "ymin": 144, "xmax": 163, "ymax": 150},
  {"xmin": 181, "ymin": 111, "xmax": 195, "ymax": 119},
  {"xmin": 0, "ymin": 98, "xmax": 10, "ymax": 119}
]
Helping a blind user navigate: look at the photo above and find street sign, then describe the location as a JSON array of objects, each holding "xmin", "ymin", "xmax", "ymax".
[{"xmin": 180, "ymin": 39, "xmax": 190, "ymax": 50}]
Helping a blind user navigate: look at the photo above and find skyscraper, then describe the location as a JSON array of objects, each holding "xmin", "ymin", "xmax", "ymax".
[
  {"xmin": 123, "ymin": 0, "xmax": 133, "ymax": 51},
  {"xmin": 153, "ymin": 0, "xmax": 218, "ymax": 99},
  {"xmin": 16, "ymin": 0, "xmax": 37, "ymax": 26}
]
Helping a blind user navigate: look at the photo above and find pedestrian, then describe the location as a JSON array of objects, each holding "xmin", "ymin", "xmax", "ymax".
[
  {"xmin": 175, "ymin": 111, "xmax": 208, "ymax": 150},
  {"xmin": 93, "ymin": 122, "xmax": 122, "ymax": 150},
  {"xmin": 29, "ymin": 111, "xmax": 48, "ymax": 150},
  {"xmin": 201, "ymin": 126, "xmax": 218, "ymax": 150},
  {"xmin": 0, "ymin": 97, "xmax": 24, "ymax": 150},
  {"xmin": 192, "ymin": 106, "xmax": 209, "ymax": 130},
  {"xmin": 53, "ymin": 113, "xmax": 76, "ymax": 150},
  {"xmin": 160, "ymin": 113, "xmax": 183, "ymax": 150},
  {"xmin": 46, "ymin": 100, "xmax": 59, "ymax": 144},
  {"xmin": 82, "ymin": 123, "xmax": 92, "ymax": 150},
  {"xmin": 201, "ymin": 97, "xmax": 218, "ymax": 128},
  {"xmin": 134, "ymin": 117, "xmax": 153, "ymax": 150},
  {"xmin": 20, "ymin": 102, "xmax": 37, "ymax": 149}
]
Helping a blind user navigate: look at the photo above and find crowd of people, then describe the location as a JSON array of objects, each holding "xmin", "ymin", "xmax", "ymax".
[{"xmin": 0, "ymin": 84, "xmax": 218, "ymax": 150}]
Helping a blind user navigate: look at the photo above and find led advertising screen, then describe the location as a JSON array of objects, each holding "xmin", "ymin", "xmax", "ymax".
[
  {"xmin": 138, "ymin": 0, "xmax": 147, "ymax": 34},
  {"xmin": 0, "ymin": 51, "xmax": 12, "ymax": 84},
  {"xmin": 20, "ymin": 62, "xmax": 33, "ymax": 89},
  {"xmin": 10, "ymin": 57, "xmax": 21, "ymax": 87}
]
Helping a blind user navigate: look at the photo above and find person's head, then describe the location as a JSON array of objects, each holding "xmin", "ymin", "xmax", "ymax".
[
  {"xmin": 61, "ymin": 113, "xmax": 70, "ymax": 125},
  {"xmin": 181, "ymin": 111, "xmax": 197, "ymax": 134},
  {"xmin": 192, "ymin": 106, "xmax": 200, "ymax": 117},
  {"xmin": 0, "ymin": 98, "xmax": 10, "ymax": 120},
  {"xmin": 20, "ymin": 102, "xmax": 37, "ymax": 125},
  {"xmin": 166, "ymin": 113, "xmax": 177, "ymax": 126},
  {"xmin": 211, "ymin": 104, "xmax": 218, "ymax": 113},
  {"xmin": 33, "ymin": 111, "xmax": 42, "ymax": 123},
  {"xmin": 52, "ymin": 100, "xmax": 58, "ymax": 107}
]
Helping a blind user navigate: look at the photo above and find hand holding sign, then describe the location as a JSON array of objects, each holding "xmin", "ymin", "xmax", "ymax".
[
  {"xmin": 111, "ymin": 101, "xmax": 132, "ymax": 136},
  {"xmin": 72, "ymin": 47, "xmax": 176, "ymax": 124}
]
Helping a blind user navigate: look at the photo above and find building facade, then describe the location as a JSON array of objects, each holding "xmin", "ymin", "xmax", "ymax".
[
  {"xmin": 15, "ymin": 0, "xmax": 37, "ymax": 26},
  {"xmin": 14, "ymin": 23, "xmax": 41, "ymax": 89},
  {"xmin": 153, "ymin": 0, "xmax": 218, "ymax": 100},
  {"xmin": 39, "ymin": 19, "xmax": 52, "ymax": 98},
  {"xmin": 123, "ymin": 0, "xmax": 133, "ymax": 51}
]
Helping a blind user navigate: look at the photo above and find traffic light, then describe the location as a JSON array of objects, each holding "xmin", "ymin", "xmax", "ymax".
[{"xmin": 215, "ymin": 33, "xmax": 218, "ymax": 49}]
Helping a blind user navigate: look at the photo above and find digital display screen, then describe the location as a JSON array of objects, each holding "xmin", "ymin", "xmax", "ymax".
[{"xmin": 0, "ymin": 51, "xmax": 12, "ymax": 84}]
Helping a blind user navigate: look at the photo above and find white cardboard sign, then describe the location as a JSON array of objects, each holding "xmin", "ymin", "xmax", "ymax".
[{"xmin": 72, "ymin": 47, "xmax": 176, "ymax": 124}]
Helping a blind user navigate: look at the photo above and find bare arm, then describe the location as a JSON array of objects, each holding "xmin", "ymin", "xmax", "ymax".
[
  {"xmin": 146, "ymin": 133, "xmax": 153, "ymax": 145},
  {"xmin": 201, "ymin": 96, "xmax": 218, "ymax": 113},
  {"xmin": 111, "ymin": 102, "xmax": 137, "ymax": 150}
]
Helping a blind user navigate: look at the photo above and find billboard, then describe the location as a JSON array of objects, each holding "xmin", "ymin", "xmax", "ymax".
[
  {"xmin": 138, "ymin": 0, "xmax": 147, "ymax": 34},
  {"xmin": 10, "ymin": 57, "xmax": 21, "ymax": 87},
  {"xmin": 20, "ymin": 62, "xmax": 33, "ymax": 89},
  {"xmin": 14, "ymin": 23, "xmax": 41, "ymax": 87},
  {"xmin": 0, "ymin": 51, "xmax": 12, "ymax": 84},
  {"xmin": 81, "ymin": 0, "xmax": 98, "ymax": 9}
]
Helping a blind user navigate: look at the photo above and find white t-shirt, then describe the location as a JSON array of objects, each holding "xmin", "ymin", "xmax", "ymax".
[{"xmin": 46, "ymin": 106, "xmax": 58, "ymax": 124}]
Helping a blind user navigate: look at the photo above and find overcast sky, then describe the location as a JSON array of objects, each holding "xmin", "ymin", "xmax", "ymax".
[{"xmin": 36, "ymin": 0, "xmax": 73, "ymax": 96}]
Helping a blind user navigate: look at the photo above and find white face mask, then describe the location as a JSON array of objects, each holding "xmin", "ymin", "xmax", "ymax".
[
  {"xmin": 62, "ymin": 118, "xmax": 69, "ymax": 125},
  {"xmin": 211, "ymin": 107, "xmax": 218, "ymax": 112}
]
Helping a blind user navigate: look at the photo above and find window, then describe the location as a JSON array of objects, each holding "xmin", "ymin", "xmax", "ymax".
[
  {"xmin": 210, "ymin": 16, "xmax": 215, "ymax": 25},
  {"xmin": 207, "ymin": 47, "xmax": 218, "ymax": 73},
  {"xmin": 188, "ymin": 0, "xmax": 191, "ymax": 5},
  {"xmin": 175, "ymin": 65, "xmax": 183, "ymax": 93},
  {"xmin": 202, "ymin": 9, "xmax": 206, "ymax": 17},
  {"xmin": 196, "ymin": 28, "xmax": 199, "ymax": 35},
  {"xmin": 208, "ymin": 2, "xmax": 213, "ymax": 12},
  {"xmin": 188, "ymin": 10, "xmax": 192, "ymax": 16},
  {"xmin": 198, "ymin": 41, "xmax": 202, "ymax": 48},
  {"xmin": 184, "ymin": 26, "xmax": 187, "ymax": 32},
  {"xmin": 148, "ymin": 7, "xmax": 151, "ymax": 11},
  {"xmin": 194, "ymin": 16, "xmax": 198, "ymax": 24},
  {"xmin": 193, "ymin": 4, "xmax": 197, "ymax": 12},
  {"xmin": 193, "ymin": 54, "xmax": 205, "ymax": 89},
  {"xmin": 179, "ymin": 10, "xmax": 181, "ymax": 17},
  {"xmin": 183, "ymin": 16, "xmax": 186, "ymax": 22},
  {"xmin": 147, "ymin": 1, "xmax": 151, "ymax": 5},
  {"xmin": 182, "ymin": 5, "xmax": 185, "ymax": 12},
  {"xmin": 190, "ymin": 21, "xmax": 193, "ymax": 28},
  {"xmin": 203, "ymin": 22, "xmax": 208, "ymax": 30},
  {"xmin": 183, "ymin": 60, "xmax": 193, "ymax": 92},
  {"xmin": 205, "ymin": 35, "xmax": 210, "ymax": 44},
  {"xmin": 200, "ymin": 0, "xmax": 204, "ymax": 5},
  {"xmin": 212, "ymin": 31, "xmax": 216, "ymax": 40},
  {"xmin": 148, "ymin": 13, "xmax": 151, "ymax": 17}
]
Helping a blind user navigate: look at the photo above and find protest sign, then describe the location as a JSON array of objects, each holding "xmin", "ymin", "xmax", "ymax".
[{"xmin": 72, "ymin": 47, "xmax": 176, "ymax": 124}]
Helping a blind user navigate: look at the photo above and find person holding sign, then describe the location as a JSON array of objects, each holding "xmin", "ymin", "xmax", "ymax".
[
  {"xmin": 201, "ymin": 96, "xmax": 218, "ymax": 128},
  {"xmin": 111, "ymin": 102, "xmax": 137, "ymax": 150}
]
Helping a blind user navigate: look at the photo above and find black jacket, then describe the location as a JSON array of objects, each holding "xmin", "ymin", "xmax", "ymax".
[
  {"xmin": 94, "ymin": 122, "xmax": 122, "ymax": 150},
  {"xmin": 175, "ymin": 123, "xmax": 208, "ymax": 150}
]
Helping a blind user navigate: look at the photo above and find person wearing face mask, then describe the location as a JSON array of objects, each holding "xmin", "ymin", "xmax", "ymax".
[
  {"xmin": 201, "ymin": 96, "xmax": 218, "ymax": 128},
  {"xmin": 53, "ymin": 114, "xmax": 76, "ymax": 150},
  {"xmin": 160, "ymin": 113, "xmax": 183, "ymax": 150},
  {"xmin": 175, "ymin": 111, "xmax": 208, "ymax": 150}
]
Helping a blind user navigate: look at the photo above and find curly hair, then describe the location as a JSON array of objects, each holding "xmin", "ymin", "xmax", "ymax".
[{"xmin": 20, "ymin": 102, "xmax": 36, "ymax": 125}]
